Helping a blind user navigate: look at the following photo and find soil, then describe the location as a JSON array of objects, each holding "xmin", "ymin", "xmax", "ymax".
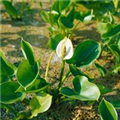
[{"xmin": 0, "ymin": 1, "xmax": 120, "ymax": 120}]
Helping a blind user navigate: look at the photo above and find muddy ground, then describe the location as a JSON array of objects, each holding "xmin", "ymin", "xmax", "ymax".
[{"xmin": 0, "ymin": 1, "xmax": 120, "ymax": 120}]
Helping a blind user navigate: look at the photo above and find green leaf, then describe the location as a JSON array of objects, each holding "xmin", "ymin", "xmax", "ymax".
[
  {"xmin": 48, "ymin": 33, "xmax": 64, "ymax": 50},
  {"xmin": 94, "ymin": 63, "xmax": 107, "ymax": 77},
  {"xmin": 99, "ymin": 99, "xmax": 118, "ymax": 120},
  {"xmin": 111, "ymin": 64, "xmax": 120, "ymax": 74},
  {"xmin": 21, "ymin": 40, "xmax": 36, "ymax": 66},
  {"xmin": 1, "ymin": 81, "xmax": 26, "ymax": 104},
  {"xmin": 102, "ymin": 24, "xmax": 120, "ymax": 39},
  {"xmin": 67, "ymin": 40, "xmax": 101, "ymax": 67},
  {"xmin": 59, "ymin": 8, "xmax": 75, "ymax": 28},
  {"xmin": 29, "ymin": 93, "xmax": 52, "ymax": 118},
  {"xmin": 111, "ymin": 100, "xmax": 120, "ymax": 109},
  {"xmin": 75, "ymin": 10, "xmax": 93, "ymax": 22},
  {"xmin": 26, "ymin": 78, "xmax": 49, "ymax": 93},
  {"xmin": 110, "ymin": 44, "xmax": 120, "ymax": 64},
  {"xmin": 2, "ymin": 1, "xmax": 18, "ymax": 19},
  {"xmin": 40, "ymin": 10, "xmax": 50, "ymax": 23},
  {"xmin": 41, "ymin": 10, "xmax": 59, "ymax": 26},
  {"xmin": 16, "ymin": 78, "xmax": 49, "ymax": 93},
  {"xmin": 61, "ymin": 76, "xmax": 100, "ymax": 101},
  {"xmin": 97, "ymin": 22, "xmax": 113, "ymax": 35},
  {"xmin": 17, "ymin": 60, "xmax": 39, "ymax": 89},
  {"xmin": 69, "ymin": 64, "xmax": 93, "ymax": 81},
  {"xmin": 0, "ymin": 50, "xmax": 16, "ymax": 83},
  {"xmin": 97, "ymin": 84, "xmax": 113, "ymax": 95},
  {"xmin": 52, "ymin": 0, "xmax": 71, "ymax": 13}
]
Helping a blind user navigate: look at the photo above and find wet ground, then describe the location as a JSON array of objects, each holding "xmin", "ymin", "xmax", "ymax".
[{"xmin": 0, "ymin": 1, "xmax": 120, "ymax": 120}]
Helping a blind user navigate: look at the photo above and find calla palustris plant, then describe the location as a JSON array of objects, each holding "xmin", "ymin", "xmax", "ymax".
[{"xmin": 0, "ymin": 38, "xmax": 118, "ymax": 119}]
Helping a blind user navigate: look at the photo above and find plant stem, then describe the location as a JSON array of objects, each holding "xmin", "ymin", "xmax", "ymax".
[
  {"xmin": 73, "ymin": 21, "xmax": 81, "ymax": 30},
  {"xmin": 45, "ymin": 51, "xmax": 55, "ymax": 81},
  {"xmin": 58, "ymin": 60, "xmax": 65, "ymax": 91},
  {"xmin": 61, "ymin": 70, "xmax": 70, "ymax": 85},
  {"xmin": 20, "ymin": 0, "xmax": 24, "ymax": 19}
]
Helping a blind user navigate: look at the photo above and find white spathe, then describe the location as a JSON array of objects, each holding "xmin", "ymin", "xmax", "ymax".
[{"xmin": 56, "ymin": 37, "xmax": 73, "ymax": 60}]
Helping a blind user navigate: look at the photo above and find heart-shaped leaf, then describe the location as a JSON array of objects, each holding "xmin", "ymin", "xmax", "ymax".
[
  {"xmin": 1, "ymin": 81, "xmax": 26, "ymax": 104},
  {"xmin": 0, "ymin": 50, "xmax": 16, "ymax": 83},
  {"xmin": 61, "ymin": 76, "xmax": 100, "ymax": 101},
  {"xmin": 29, "ymin": 92, "xmax": 52, "ymax": 118},
  {"xmin": 99, "ymin": 99, "xmax": 118, "ymax": 120},
  {"xmin": 67, "ymin": 40, "xmax": 101, "ymax": 67},
  {"xmin": 17, "ymin": 60, "xmax": 39, "ymax": 89}
]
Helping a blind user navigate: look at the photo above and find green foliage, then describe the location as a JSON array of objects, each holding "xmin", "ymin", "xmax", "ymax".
[
  {"xmin": 61, "ymin": 76, "xmax": 100, "ymax": 101},
  {"xmin": 97, "ymin": 84, "xmax": 113, "ymax": 95},
  {"xmin": 52, "ymin": 0, "xmax": 71, "ymax": 14},
  {"xmin": 21, "ymin": 40, "xmax": 36, "ymax": 66},
  {"xmin": 69, "ymin": 64, "xmax": 93, "ymax": 81},
  {"xmin": 29, "ymin": 92, "xmax": 52, "ymax": 118},
  {"xmin": 1, "ymin": 81, "xmax": 26, "ymax": 104},
  {"xmin": 111, "ymin": 100, "xmax": 120, "ymax": 109},
  {"xmin": 48, "ymin": 33, "xmax": 64, "ymax": 50},
  {"xmin": 59, "ymin": 8, "xmax": 75, "ymax": 28},
  {"xmin": 17, "ymin": 60, "xmax": 39, "ymax": 89},
  {"xmin": 94, "ymin": 63, "xmax": 107, "ymax": 77},
  {"xmin": 102, "ymin": 24, "xmax": 120, "ymax": 39},
  {"xmin": 1, "ymin": 38, "xmax": 118, "ymax": 119},
  {"xmin": 99, "ymin": 99, "xmax": 118, "ymax": 120},
  {"xmin": 2, "ymin": 0, "xmax": 18, "ymax": 20},
  {"xmin": 0, "ymin": 50, "xmax": 16, "ymax": 83},
  {"xmin": 67, "ymin": 40, "xmax": 101, "ymax": 67}
]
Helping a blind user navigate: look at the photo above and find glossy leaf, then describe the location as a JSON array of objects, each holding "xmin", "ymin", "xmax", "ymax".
[
  {"xmin": 48, "ymin": 33, "xmax": 64, "ymax": 50},
  {"xmin": 1, "ymin": 81, "xmax": 25, "ymax": 104},
  {"xmin": 99, "ymin": 99, "xmax": 118, "ymax": 120},
  {"xmin": 29, "ymin": 93, "xmax": 52, "ymax": 118},
  {"xmin": 26, "ymin": 78, "xmax": 49, "ymax": 93},
  {"xmin": 102, "ymin": 24, "xmax": 120, "ymax": 39},
  {"xmin": 61, "ymin": 76, "xmax": 100, "ymax": 101},
  {"xmin": 59, "ymin": 8, "xmax": 75, "ymax": 28},
  {"xmin": 0, "ymin": 50, "xmax": 16, "ymax": 83},
  {"xmin": 94, "ymin": 63, "xmax": 107, "ymax": 77},
  {"xmin": 2, "ymin": 1, "xmax": 18, "ymax": 19},
  {"xmin": 21, "ymin": 40, "xmax": 35, "ymax": 66},
  {"xmin": 17, "ymin": 60, "xmax": 39, "ymax": 89},
  {"xmin": 67, "ymin": 40, "xmax": 101, "ymax": 67}
]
